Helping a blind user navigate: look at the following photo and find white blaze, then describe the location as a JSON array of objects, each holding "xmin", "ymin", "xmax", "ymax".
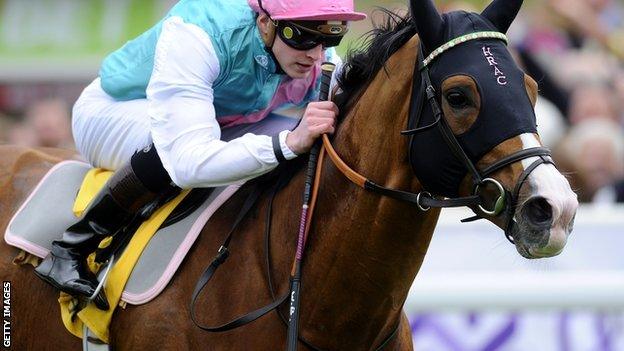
[{"xmin": 519, "ymin": 134, "xmax": 578, "ymax": 251}]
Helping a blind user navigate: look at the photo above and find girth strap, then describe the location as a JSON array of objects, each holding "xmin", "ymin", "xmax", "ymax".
[{"xmin": 190, "ymin": 181, "xmax": 289, "ymax": 332}]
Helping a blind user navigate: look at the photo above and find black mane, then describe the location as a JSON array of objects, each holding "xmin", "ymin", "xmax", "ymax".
[{"xmin": 336, "ymin": 9, "xmax": 417, "ymax": 111}]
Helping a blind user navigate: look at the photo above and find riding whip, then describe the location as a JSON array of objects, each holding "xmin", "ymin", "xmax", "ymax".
[{"xmin": 286, "ymin": 62, "xmax": 336, "ymax": 351}]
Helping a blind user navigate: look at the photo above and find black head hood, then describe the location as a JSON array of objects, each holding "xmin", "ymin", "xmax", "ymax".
[{"xmin": 409, "ymin": 11, "xmax": 537, "ymax": 197}]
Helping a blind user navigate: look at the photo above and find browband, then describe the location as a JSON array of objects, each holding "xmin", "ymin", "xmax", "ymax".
[{"xmin": 423, "ymin": 31, "xmax": 508, "ymax": 67}]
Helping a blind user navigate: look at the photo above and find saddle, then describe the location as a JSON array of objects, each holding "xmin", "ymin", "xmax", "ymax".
[{"xmin": 5, "ymin": 160, "xmax": 243, "ymax": 341}]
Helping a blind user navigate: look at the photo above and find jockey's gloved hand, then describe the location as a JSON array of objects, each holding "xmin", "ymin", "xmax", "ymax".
[{"xmin": 286, "ymin": 101, "xmax": 339, "ymax": 154}]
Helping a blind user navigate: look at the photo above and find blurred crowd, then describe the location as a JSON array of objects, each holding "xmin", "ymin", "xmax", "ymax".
[
  {"xmin": 0, "ymin": 97, "xmax": 74, "ymax": 150},
  {"xmin": 1, "ymin": 0, "xmax": 623, "ymax": 204},
  {"xmin": 514, "ymin": 0, "xmax": 624, "ymax": 204}
]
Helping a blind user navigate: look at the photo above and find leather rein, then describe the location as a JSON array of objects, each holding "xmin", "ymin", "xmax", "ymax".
[
  {"xmin": 322, "ymin": 33, "xmax": 554, "ymax": 243},
  {"xmin": 190, "ymin": 32, "xmax": 555, "ymax": 349}
]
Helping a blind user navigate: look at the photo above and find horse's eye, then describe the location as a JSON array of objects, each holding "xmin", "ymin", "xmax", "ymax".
[{"xmin": 445, "ymin": 91, "xmax": 468, "ymax": 108}]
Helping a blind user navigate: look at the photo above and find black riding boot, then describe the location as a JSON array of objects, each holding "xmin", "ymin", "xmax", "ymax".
[{"xmin": 34, "ymin": 145, "xmax": 177, "ymax": 310}]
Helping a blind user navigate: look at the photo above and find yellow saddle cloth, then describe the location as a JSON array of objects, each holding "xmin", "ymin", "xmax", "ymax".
[{"xmin": 60, "ymin": 168, "xmax": 188, "ymax": 343}]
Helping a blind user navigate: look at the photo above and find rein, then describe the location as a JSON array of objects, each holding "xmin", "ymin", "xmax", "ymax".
[
  {"xmin": 322, "ymin": 33, "xmax": 554, "ymax": 244},
  {"xmin": 190, "ymin": 31, "xmax": 556, "ymax": 349},
  {"xmin": 189, "ymin": 65, "xmax": 399, "ymax": 351}
]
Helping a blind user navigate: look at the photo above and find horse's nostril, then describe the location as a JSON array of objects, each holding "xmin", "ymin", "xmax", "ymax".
[{"xmin": 523, "ymin": 197, "xmax": 553, "ymax": 226}]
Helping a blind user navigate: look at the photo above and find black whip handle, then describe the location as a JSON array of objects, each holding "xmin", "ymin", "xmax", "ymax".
[{"xmin": 287, "ymin": 62, "xmax": 335, "ymax": 351}]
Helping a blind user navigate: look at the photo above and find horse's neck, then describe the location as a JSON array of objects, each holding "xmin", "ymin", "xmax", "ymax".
[{"xmin": 293, "ymin": 36, "xmax": 441, "ymax": 347}]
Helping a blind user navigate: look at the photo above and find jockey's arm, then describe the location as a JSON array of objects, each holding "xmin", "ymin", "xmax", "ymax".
[{"xmin": 147, "ymin": 18, "xmax": 301, "ymax": 189}]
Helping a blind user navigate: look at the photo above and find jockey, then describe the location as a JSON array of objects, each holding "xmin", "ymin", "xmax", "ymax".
[{"xmin": 34, "ymin": 0, "xmax": 366, "ymax": 310}]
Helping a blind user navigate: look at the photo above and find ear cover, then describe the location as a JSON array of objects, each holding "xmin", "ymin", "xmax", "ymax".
[
  {"xmin": 409, "ymin": 12, "xmax": 537, "ymax": 198},
  {"xmin": 481, "ymin": 0, "xmax": 524, "ymax": 33},
  {"xmin": 409, "ymin": 0, "xmax": 445, "ymax": 52}
]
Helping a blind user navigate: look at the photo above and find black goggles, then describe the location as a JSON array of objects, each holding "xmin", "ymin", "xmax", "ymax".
[{"xmin": 275, "ymin": 20, "xmax": 347, "ymax": 51}]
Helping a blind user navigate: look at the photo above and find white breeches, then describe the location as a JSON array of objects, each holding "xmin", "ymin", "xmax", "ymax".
[
  {"xmin": 71, "ymin": 78, "xmax": 301, "ymax": 188},
  {"xmin": 72, "ymin": 78, "xmax": 152, "ymax": 171}
]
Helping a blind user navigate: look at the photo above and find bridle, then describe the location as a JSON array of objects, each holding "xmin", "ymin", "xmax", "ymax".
[
  {"xmin": 190, "ymin": 31, "xmax": 558, "ymax": 350},
  {"xmin": 287, "ymin": 30, "xmax": 556, "ymax": 348},
  {"xmin": 321, "ymin": 31, "xmax": 555, "ymax": 243}
]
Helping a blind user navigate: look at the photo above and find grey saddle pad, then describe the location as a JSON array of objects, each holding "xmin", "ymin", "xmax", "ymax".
[{"xmin": 5, "ymin": 160, "xmax": 240, "ymax": 305}]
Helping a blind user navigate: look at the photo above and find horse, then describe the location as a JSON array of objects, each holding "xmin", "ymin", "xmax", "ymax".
[{"xmin": 0, "ymin": 0, "xmax": 578, "ymax": 349}]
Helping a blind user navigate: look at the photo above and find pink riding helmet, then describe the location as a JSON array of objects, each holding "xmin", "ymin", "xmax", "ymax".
[{"xmin": 248, "ymin": 0, "xmax": 367, "ymax": 21}]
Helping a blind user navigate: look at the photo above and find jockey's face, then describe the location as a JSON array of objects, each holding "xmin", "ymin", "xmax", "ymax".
[
  {"xmin": 272, "ymin": 34, "xmax": 324, "ymax": 79},
  {"xmin": 257, "ymin": 14, "xmax": 332, "ymax": 79}
]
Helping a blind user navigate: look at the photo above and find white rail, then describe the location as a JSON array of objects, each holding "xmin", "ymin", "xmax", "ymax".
[
  {"xmin": 406, "ymin": 271, "xmax": 624, "ymax": 311},
  {"xmin": 404, "ymin": 205, "xmax": 624, "ymax": 312}
]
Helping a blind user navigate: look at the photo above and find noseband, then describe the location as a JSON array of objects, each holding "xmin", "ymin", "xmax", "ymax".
[{"xmin": 324, "ymin": 31, "xmax": 555, "ymax": 243}]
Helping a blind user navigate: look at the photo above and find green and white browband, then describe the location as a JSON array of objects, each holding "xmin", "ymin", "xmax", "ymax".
[{"xmin": 423, "ymin": 31, "xmax": 508, "ymax": 67}]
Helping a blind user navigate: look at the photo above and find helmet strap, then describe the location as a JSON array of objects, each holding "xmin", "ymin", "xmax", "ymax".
[
  {"xmin": 262, "ymin": 21, "xmax": 286, "ymax": 74},
  {"xmin": 257, "ymin": 0, "xmax": 277, "ymax": 49},
  {"xmin": 267, "ymin": 43, "xmax": 286, "ymax": 75},
  {"xmin": 255, "ymin": 0, "xmax": 290, "ymax": 75},
  {"xmin": 256, "ymin": 16, "xmax": 285, "ymax": 75}
]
